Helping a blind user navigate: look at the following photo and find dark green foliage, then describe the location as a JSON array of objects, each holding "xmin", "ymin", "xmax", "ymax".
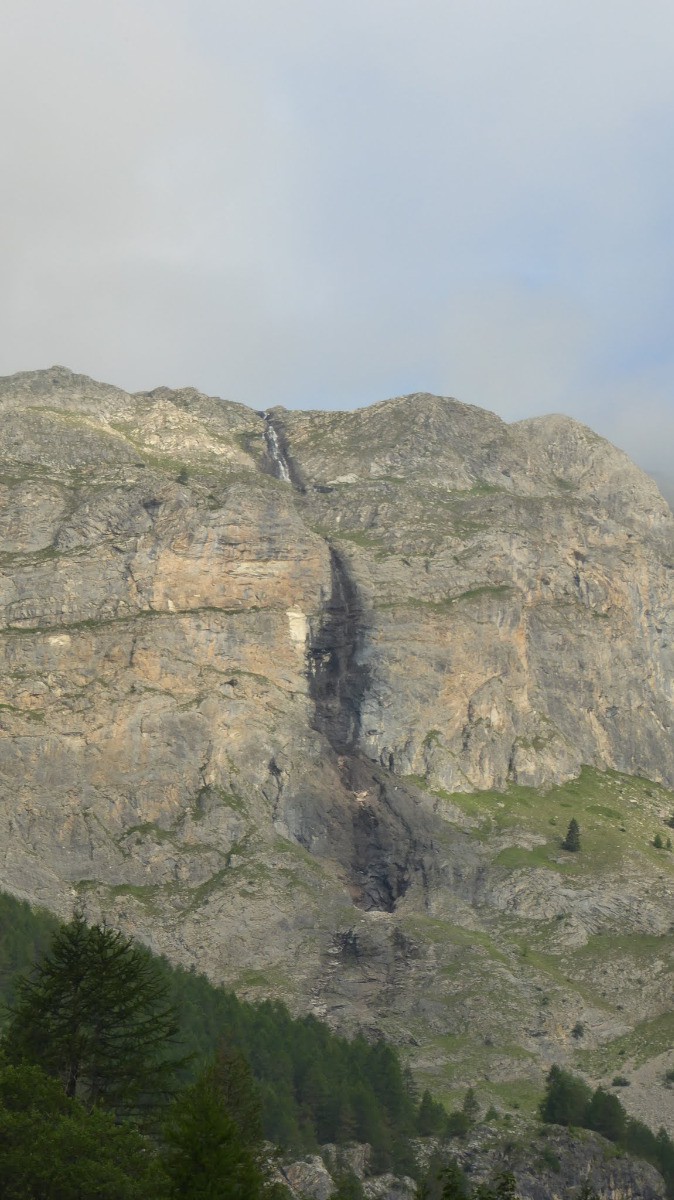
[
  {"xmin": 461, "ymin": 1086, "xmax": 480, "ymax": 1124},
  {"xmin": 575, "ymin": 1185, "xmax": 600, "ymax": 1200},
  {"xmin": 420, "ymin": 1156, "xmax": 523, "ymax": 1200},
  {"xmin": 331, "ymin": 1168, "xmax": 366, "ymax": 1200},
  {"xmin": 656, "ymin": 1128, "xmax": 674, "ymax": 1193},
  {"xmin": 3, "ymin": 914, "xmax": 184, "ymax": 1118},
  {"xmin": 439, "ymin": 1157, "xmax": 470, "ymax": 1199},
  {"xmin": 417, "ymin": 1087, "xmax": 449, "ymax": 1136},
  {"xmin": 612, "ymin": 1075, "xmax": 630, "ymax": 1087},
  {"xmin": 472, "ymin": 1173, "xmax": 520, "ymax": 1200},
  {"xmin": 571, "ymin": 1021, "xmax": 585, "ymax": 1039},
  {"xmin": 492, "ymin": 1173, "xmax": 520, "ymax": 1200},
  {"xmin": 162, "ymin": 1055, "xmax": 277, "ymax": 1200},
  {"xmin": 0, "ymin": 892, "xmax": 59, "ymax": 1007},
  {"xmin": 540, "ymin": 1065, "xmax": 592, "ymax": 1127},
  {"xmin": 625, "ymin": 1116, "xmax": 660, "ymax": 1159},
  {"xmin": 0, "ymin": 892, "xmax": 429, "ymax": 1169},
  {"xmin": 538, "ymin": 1145, "xmax": 561, "ymax": 1172},
  {"xmin": 562, "ymin": 818, "xmax": 581, "ymax": 852},
  {"xmin": 0, "ymin": 1061, "xmax": 164, "ymax": 1199},
  {"xmin": 160, "ymin": 964, "xmax": 421, "ymax": 1169},
  {"xmin": 586, "ymin": 1087, "xmax": 627, "ymax": 1142},
  {"xmin": 542, "ymin": 1064, "xmax": 674, "ymax": 1198},
  {"xmin": 445, "ymin": 1109, "xmax": 472, "ymax": 1138},
  {"xmin": 417, "ymin": 1151, "xmax": 462, "ymax": 1200},
  {"xmin": 654, "ymin": 832, "xmax": 664, "ymax": 849}
]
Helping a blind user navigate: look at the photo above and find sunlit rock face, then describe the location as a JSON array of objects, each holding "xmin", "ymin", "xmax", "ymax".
[
  {"xmin": 275, "ymin": 394, "xmax": 674, "ymax": 793},
  {"xmin": 2, "ymin": 367, "xmax": 674, "ymax": 1117}
]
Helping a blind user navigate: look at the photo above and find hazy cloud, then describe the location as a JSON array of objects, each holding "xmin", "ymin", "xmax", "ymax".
[{"xmin": 2, "ymin": 0, "xmax": 674, "ymax": 475}]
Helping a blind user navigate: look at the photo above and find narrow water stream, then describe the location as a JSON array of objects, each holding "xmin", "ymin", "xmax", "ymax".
[{"xmin": 263, "ymin": 414, "xmax": 292, "ymax": 483}]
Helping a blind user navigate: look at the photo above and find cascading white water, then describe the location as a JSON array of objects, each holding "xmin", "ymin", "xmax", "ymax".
[{"xmin": 264, "ymin": 417, "xmax": 292, "ymax": 483}]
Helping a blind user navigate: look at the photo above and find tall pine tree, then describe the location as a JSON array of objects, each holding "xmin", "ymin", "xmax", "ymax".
[{"xmin": 3, "ymin": 914, "xmax": 184, "ymax": 1117}]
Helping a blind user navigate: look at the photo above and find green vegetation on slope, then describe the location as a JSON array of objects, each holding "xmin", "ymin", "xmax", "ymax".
[
  {"xmin": 398, "ymin": 768, "xmax": 674, "ymax": 1103},
  {"xmin": 542, "ymin": 1065, "xmax": 674, "ymax": 1197},
  {"xmin": 0, "ymin": 892, "xmax": 425, "ymax": 1171}
]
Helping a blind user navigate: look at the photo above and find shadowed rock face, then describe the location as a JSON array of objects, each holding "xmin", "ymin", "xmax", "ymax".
[
  {"xmin": 309, "ymin": 547, "xmax": 369, "ymax": 754},
  {"xmin": 3, "ymin": 368, "xmax": 674, "ymax": 1120}
]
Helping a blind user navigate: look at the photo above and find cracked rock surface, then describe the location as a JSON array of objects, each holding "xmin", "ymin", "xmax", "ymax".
[{"xmin": 2, "ymin": 367, "xmax": 674, "ymax": 1125}]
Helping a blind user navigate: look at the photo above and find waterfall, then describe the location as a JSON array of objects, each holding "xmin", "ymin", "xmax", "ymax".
[{"xmin": 264, "ymin": 416, "xmax": 292, "ymax": 484}]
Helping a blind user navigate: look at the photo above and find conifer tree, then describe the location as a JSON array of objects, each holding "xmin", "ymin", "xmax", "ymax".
[
  {"xmin": 439, "ymin": 1157, "xmax": 469, "ymax": 1199},
  {"xmin": 162, "ymin": 1053, "xmax": 282, "ymax": 1200},
  {"xmin": 0, "ymin": 1061, "xmax": 165, "ymax": 1199},
  {"xmin": 540, "ymin": 1065, "xmax": 592, "ymax": 1126},
  {"xmin": 461, "ymin": 1086, "xmax": 480, "ymax": 1124},
  {"xmin": 492, "ymin": 1172, "xmax": 519, "ymax": 1199},
  {"xmin": 417, "ymin": 1088, "xmax": 448, "ymax": 1136},
  {"xmin": 3, "ymin": 914, "xmax": 184, "ymax": 1117},
  {"xmin": 562, "ymin": 818, "xmax": 581, "ymax": 852}
]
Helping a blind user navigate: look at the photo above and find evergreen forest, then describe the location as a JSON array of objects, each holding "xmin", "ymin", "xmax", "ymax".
[
  {"xmin": 0, "ymin": 891, "xmax": 430, "ymax": 1191},
  {"xmin": 4, "ymin": 891, "xmax": 674, "ymax": 1199}
]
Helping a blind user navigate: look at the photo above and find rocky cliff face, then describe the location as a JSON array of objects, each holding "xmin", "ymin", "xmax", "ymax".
[{"xmin": 2, "ymin": 367, "xmax": 674, "ymax": 1128}]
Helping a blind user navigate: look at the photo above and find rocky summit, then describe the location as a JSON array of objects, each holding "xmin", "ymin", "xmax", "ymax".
[{"xmin": 2, "ymin": 366, "xmax": 674, "ymax": 1127}]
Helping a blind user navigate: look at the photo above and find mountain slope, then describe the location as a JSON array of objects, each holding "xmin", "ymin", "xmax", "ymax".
[{"xmin": 1, "ymin": 367, "xmax": 674, "ymax": 1128}]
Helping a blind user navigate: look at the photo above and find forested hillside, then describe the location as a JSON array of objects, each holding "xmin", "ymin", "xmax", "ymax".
[{"xmin": 0, "ymin": 891, "xmax": 424, "ymax": 1170}]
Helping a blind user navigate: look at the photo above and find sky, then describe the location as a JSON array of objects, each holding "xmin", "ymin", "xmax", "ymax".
[{"xmin": 2, "ymin": 0, "xmax": 674, "ymax": 477}]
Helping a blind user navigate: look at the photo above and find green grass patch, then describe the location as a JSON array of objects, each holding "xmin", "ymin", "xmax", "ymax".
[
  {"xmin": 403, "ymin": 914, "xmax": 509, "ymax": 963},
  {"xmin": 427, "ymin": 766, "xmax": 674, "ymax": 880},
  {"xmin": 579, "ymin": 1010, "xmax": 674, "ymax": 1075},
  {"xmin": 494, "ymin": 845, "xmax": 561, "ymax": 870},
  {"xmin": 489, "ymin": 1079, "xmax": 543, "ymax": 1116}
]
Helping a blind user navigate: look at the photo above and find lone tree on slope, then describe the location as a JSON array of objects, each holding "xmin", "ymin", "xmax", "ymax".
[{"xmin": 562, "ymin": 818, "xmax": 581, "ymax": 852}]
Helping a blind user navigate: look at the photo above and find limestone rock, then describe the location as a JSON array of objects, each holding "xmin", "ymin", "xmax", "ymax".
[{"xmin": 2, "ymin": 368, "xmax": 674, "ymax": 1123}]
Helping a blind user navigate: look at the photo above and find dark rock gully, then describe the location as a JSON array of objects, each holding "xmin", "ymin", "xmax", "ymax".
[{"xmin": 265, "ymin": 415, "xmax": 434, "ymax": 913}]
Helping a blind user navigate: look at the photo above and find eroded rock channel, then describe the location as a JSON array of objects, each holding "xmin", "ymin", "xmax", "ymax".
[
  {"xmin": 308, "ymin": 546, "xmax": 369, "ymax": 754},
  {"xmin": 263, "ymin": 413, "xmax": 428, "ymax": 914}
]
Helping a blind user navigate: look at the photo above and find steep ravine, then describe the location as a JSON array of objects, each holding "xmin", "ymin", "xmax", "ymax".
[
  {"xmin": 308, "ymin": 546, "xmax": 369, "ymax": 754},
  {"xmin": 266, "ymin": 411, "xmax": 432, "ymax": 914}
]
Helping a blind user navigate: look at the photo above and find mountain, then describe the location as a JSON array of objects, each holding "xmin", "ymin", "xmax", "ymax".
[
  {"xmin": 649, "ymin": 470, "xmax": 674, "ymax": 511},
  {"xmin": 1, "ymin": 366, "xmax": 674, "ymax": 1130}
]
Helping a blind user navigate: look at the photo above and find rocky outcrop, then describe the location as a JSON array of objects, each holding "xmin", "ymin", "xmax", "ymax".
[
  {"xmin": 282, "ymin": 1131, "xmax": 667, "ymax": 1200},
  {"xmin": 272, "ymin": 396, "xmax": 674, "ymax": 794},
  {"xmin": 2, "ymin": 368, "xmax": 674, "ymax": 1122}
]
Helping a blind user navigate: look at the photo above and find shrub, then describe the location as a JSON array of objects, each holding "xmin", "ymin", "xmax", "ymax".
[
  {"xmin": 538, "ymin": 1146, "xmax": 561, "ymax": 1172},
  {"xmin": 445, "ymin": 1110, "xmax": 472, "ymax": 1139}
]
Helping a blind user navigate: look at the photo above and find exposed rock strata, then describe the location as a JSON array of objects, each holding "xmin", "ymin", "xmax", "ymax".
[{"xmin": 2, "ymin": 367, "xmax": 674, "ymax": 1121}]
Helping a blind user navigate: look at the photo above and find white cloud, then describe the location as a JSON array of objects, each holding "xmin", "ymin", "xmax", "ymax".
[{"xmin": 1, "ymin": 0, "xmax": 674, "ymax": 470}]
